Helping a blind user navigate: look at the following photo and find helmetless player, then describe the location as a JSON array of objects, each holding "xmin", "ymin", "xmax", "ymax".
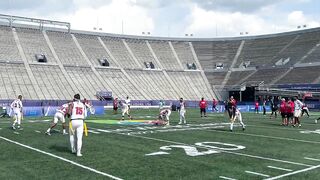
[
  {"xmin": 178, "ymin": 98, "xmax": 186, "ymax": 124},
  {"xmin": 120, "ymin": 100, "xmax": 132, "ymax": 120},
  {"xmin": 159, "ymin": 108, "xmax": 171, "ymax": 125},
  {"xmin": 45, "ymin": 103, "xmax": 69, "ymax": 135},
  {"xmin": 11, "ymin": 95, "xmax": 23, "ymax": 130},
  {"xmin": 69, "ymin": 94, "xmax": 87, "ymax": 157}
]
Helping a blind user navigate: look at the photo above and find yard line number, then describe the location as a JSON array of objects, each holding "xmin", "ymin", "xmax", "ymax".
[{"xmin": 146, "ymin": 142, "xmax": 245, "ymax": 157}]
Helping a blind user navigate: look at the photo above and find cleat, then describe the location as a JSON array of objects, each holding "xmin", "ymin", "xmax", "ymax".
[
  {"xmin": 76, "ymin": 153, "xmax": 82, "ymax": 157},
  {"xmin": 298, "ymin": 124, "xmax": 302, "ymax": 127},
  {"xmin": 242, "ymin": 127, "xmax": 245, "ymax": 131},
  {"xmin": 178, "ymin": 122, "xmax": 182, "ymax": 125},
  {"xmin": 63, "ymin": 132, "xmax": 68, "ymax": 135},
  {"xmin": 315, "ymin": 120, "xmax": 318, "ymax": 124},
  {"xmin": 230, "ymin": 129, "xmax": 233, "ymax": 132},
  {"xmin": 45, "ymin": 131, "xmax": 51, "ymax": 136},
  {"xmin": 71, "ymin": 149, "xmax": 76, "ymax": 154},
  {"xmin": 12, "ymin": 126, "xmax": 16, "ymax": 130}
]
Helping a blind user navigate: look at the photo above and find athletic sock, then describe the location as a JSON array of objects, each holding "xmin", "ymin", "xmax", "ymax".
[
  {"xmin": 230, "ymin": 123, "xmax": 234, "ymax": 131},
  {"xmin": 46, "ymin": 128, "xmax": 51, "ymax": 133}
]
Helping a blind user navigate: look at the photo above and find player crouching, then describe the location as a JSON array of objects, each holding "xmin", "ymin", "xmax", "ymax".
[
  {"xmin": 230, "ymin": 108, "xmax": 245, "ymax": 132},
  {"xmin": 45, "ymin": 103, "xmax": 69, "ymax": 136},
  {"xmin": 158, "ymin": 108, "xmax": 172, "ymax": 125},
  {"xmin": 120, "ymin": 101, "xmax": 132, "ymax": 120}
]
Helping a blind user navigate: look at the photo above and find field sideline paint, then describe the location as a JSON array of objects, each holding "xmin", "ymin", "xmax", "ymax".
[
  {"xmin": 264, "ymin": 164, "xmax": 320, "ymax": 180},
  {"xmin": 0, "ymin": 136, "xmax": 123, "ymax": 180}
]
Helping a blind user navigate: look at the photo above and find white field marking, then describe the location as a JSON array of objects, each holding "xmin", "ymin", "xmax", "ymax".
[
  {"xmin": 219, "ymin": 176, "xmax": 237, "ymax": 180},
  {"xmin": 245, "ymin": 171, "xmax": 270, "ymax": 177},
  {"xmin": 304, "ymin": 157, "xmax": 320, "ymax": 162},
  {"xmin": 248, "ymin": 124, "xmax": 311, "ymax": 132},
  {"xmin": 34, "ymin": 130, "xmax": 41, "ymax": 133},
  {"xmin": 0, "ymin": 136, "xmax": 123, "ymax": 180},
  {"xmin": 87, "ymin": 130, "xmax": 101, "ymax": 134},
  {"xmin": 267, "ymin": 166, "xmax": 292, "ymax": 172},
  {"xmin": 264, "ymin": 164, "xmax": 320, "ymax": 180},
  {"xmin": 145, "ymin": 151, "xmax": 170, "ymax": 156},
  {"xmin": 115, "ymin": 132, "xmax": 313, "ymax": 167},
  {"xmin": 203, "ymin": 129, "xmax": 320, "ymax": 144}
]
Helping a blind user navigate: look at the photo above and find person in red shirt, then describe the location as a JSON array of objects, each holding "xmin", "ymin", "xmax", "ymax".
[
  {"xmin": 113, "ymin": 97, "xmax": 118, "ymax": 114},
  {"xmin": 212, "ymin": 98, "xmax": 218, "ymax": 112},
  {"xmin": 199, "ymin": 97, "xmax": 208, "ymax": 117},
  {"xmin": 279, "ymin": 98, "xmax": 287, "ymax": 125},
  {"xmin": 255, "ymin": 101, "xmax": 259, "ymax": 114}
]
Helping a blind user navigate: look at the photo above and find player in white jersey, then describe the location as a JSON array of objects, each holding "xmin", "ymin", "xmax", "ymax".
[
  {"xmin": 120, "ymin": 101, "xmax": 132, "ymax": 120},
  {"xmin": 178, "ymin": 98, "xmax": 186, "ymax": 124},
  {"xmin": 159, "ymin": 108, "xmax": 171, "ymax": 125},
  {"xmin": 293, "ymin": 96, "xmax": 303, "ymax": 127},
  {"xmin": 125, "ymin": 96, "xmax": 131, "ymax": 113},
  {"xmin": 11, "ymin": 95, "xmax": 23, "ymax": 130},
  {"xmin": 230, "ymin": 108, "xmax": 245, "ymax": 132},
  {"xmin": 45, "ymin": 103, "xmax": 69, "ymax": 135},
  {"xmin": 68, "ymin": 94, "xmax": 87, "ymax": 157}
]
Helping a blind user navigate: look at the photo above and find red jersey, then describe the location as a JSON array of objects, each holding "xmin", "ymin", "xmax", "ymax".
[
  {"xmin": 199, "ymin": 100, "xmax": 207, "ymax": 109},
  {"xmin": 287, "ymin": 101, "xmax": 294, "ymax": 113},
  {"xmin": 113, "ymin": 99, "xmax": 118, "ymax": 108},
  {"xmin": 280, "ymin": 101, "xmax": 286, "ymax": 113},
  {"xmin": 231, "ymin": 99, "xmax": 237, "ymax": 107},
  {"xmin": 255, "ymin": 102, "xmax": 259, "ymax": 108},
  {"xmin": 213, "ymin": 99, "xmax": 217, "ymax": 106}
]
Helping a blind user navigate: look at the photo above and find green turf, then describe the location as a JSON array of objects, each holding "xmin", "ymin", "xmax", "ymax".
[{"xmin": 0, "ymin": 109, "xmax": 320, "ymax": 180}]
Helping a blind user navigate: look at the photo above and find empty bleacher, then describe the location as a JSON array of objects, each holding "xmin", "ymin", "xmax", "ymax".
[
  {"xmin": 0, "ymin": 26, "xmax": 21, "ymax": 62},
  {"xmin": 193, "ymin": 40, "xmax": 241, "ymax": 70},
  {"xmin": 101, "ymin": 37, "xmax": 137, "ymax": 69},
  {"xmin": 0, "ymin": 62, "xmax": 37, "ymax": 99},
  {"xmin": 244, "ymin": 68, "xmax": 289, "ymax": 85},
  {"xmin": 149, "ymin": 40, "xmax": 182, "ymax": 70},
  {"xmin": 204, "ymin": 71, "xmax": 228, "ymax": 86},
  {"xmin": 46, "ymin": 31, "xmax": 89, "ymax": 66},
  {"xmin": 74, "ymin": 33, "xmax": 117, "ymax": 67},
  {"xmin": 125, "ymin": 39, "xmax": 159, "ymax": 69},
  {"xmin": 167, "ymin": 71, "xmax": 199, "ymax": 99},
  {"xmin": 96, "ymin": 68, "xmax": 144, "ymax": 100},
  {"xmin": 225, "ymin": 70, "xmax": 255, "ymax": 86},
  {"xmin": 171, "ymin": 41, "xmax": 196, "ymax": 69},
  {"xmin": 16, "ymin": 27, "xmax": 56, "ymax": 64},
  {"xmin": 277, "ymin": 66, "xmax": 320, "ymax": 84}
]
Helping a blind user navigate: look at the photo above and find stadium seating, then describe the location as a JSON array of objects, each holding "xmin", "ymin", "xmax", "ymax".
[
  {"xmin": 100, "ymin": 36, "xmax": 138, "ymax": 69},
  {"xmin": 15, "ymin": 27, "xmax": 56, "ymax": 64},
  {"xmin": 193, "ymin": 40, "xmax": 241, "ymax": 70},
  {"xmin": 277, "ymin": 66, "xmax": 320, "ymax": 84},
  {"xmin": 149, "ymin": 40, "xmax": 182, "ymax": 70},
  {"xmin": 0, "ymin": 26, "xmax": 22, "ymax": 62},
  {"xmin": 46, "ymin": 31, "xmax": 89, "ymax": 66},
  {"xmin": 125, "ymin": 39, "xmax": 160, "ymax": 68},
  {"xmin": 1, "ymin": 23, "xmax": 320, "ymax": 101},
  {"xmin": 74, "ymin": 33, "xmax": 117, "ymax": 67}
]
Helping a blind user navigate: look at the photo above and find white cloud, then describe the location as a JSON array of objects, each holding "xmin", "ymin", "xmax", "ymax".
[{"xmin": 66, "ymin": 0, "xmax": 154, "ymax": 35}]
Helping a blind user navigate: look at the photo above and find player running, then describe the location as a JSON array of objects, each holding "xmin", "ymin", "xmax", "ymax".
[
  {"xmin": 45, "ymin": 103, "xmax": 69, "ymax": 135},
  {"xmin": 230, "ymin": 108, "xmax": 245, "ymax": 131},
  {"xmin": 69, "ymin": 94, "xmax": 87, "ymax": 157},
  {"xmin": 120, "ymin": 100, "xmax": 132, "ymax": 120},
  {"xmin": 301, "ymin": 103, "xmax": 310, "ymax": 118},
  {"xmin": 11, "ymin": 95, "xmax": 23, "ymax": 130},
  {"xmin": 159, "ymin": 108, "xmax": 172, "ymax": 125},
  {"xmin": 178, "ymin": 98, "xmax": 186, "ymax": 124}
]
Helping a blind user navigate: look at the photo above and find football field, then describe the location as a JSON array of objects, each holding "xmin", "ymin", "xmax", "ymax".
[{"xmin": 0, "ymin": 109, "xmax": 320, "ymax": 180}]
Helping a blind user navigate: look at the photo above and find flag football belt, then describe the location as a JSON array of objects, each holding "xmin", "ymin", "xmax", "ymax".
[{"xmin": 69, "ymin": 119, "xmax": 88, "ymax": 137}]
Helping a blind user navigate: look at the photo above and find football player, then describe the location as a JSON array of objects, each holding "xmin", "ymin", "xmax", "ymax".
[
  {"xmin": 45, "ymin": 103, "xmax": 69, "ymax": 135},
  {"xmin": 230, "ymin": 108, "xmax": 245, "ymax": 131},
  {"xmin": 159, "ymin": 108, "xmax": 171, "ymax": 125},
  {"xmin": 11, "ymin": 95, "xmax": 23, "ymax": 130}
]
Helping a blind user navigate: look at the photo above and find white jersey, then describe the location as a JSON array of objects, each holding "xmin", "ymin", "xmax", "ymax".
[
  {"xmin": 57, "ymin": 103, "xmax": 68, "ymax": 115},
  {"xmin": 10, "ymin": 99, "xmax": 23, "ymax": 114},
  {"xmin": 294, "ymin": 99, "xmax": 303, "ymax": 111},
  {"xmin": 125, "ymin": 99, "xmax": 131, "ymax": 106},
  {"xmin": 70, "ymin": 101, "xmax": 87, "ymax": 120},
  {"xmin": 180, "ymin": 102, "xmax": 185, "ymax": 111}
]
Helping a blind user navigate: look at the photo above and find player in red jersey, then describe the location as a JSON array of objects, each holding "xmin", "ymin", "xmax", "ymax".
[
  {"xmin": 199, "ymin": 97, "xmax": 207, "ymax": 117},
  {"xmin": 254, "ymin": 101, "xmax": 259, "ymax": 114},
  {"xmin": 212, "ymin": 98, "xmax": 218, "ymax": 112},
  {"xmin": 279, "ymin": 98, "xmax": 287, "ymax": 126},
  {"xmin": 287, "ymin": 98, "xmax": 295, "ymax": 125}
]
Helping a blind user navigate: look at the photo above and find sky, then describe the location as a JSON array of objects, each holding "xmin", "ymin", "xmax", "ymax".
[{"xmin": 0, "ymin": 0, "xmax": 319, "ymax": 38}]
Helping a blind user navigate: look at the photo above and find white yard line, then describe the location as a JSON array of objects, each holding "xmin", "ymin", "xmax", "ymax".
[
  {"xmin": 267, "ymin": 166, "xmax": 292, "ymax": 172},
  {"xmin": 304, "ymin": 157, "xmax": 320, "ymax": 162},
  {"xmin": 245, "ymin": 170, "xmax": 270, "ymax": 177},
  {"xmin": 264, "ymin": 164, "xmax": 320, "ymax": 180},
  {"xmin": 203, "ymin": 129, "xmax": 320, "ymax": 144},
  {"xmin": 219, "ymin": 176, "xmax": 237, "ymax": 180},
  {"xmin": 0, "ymin": 136, "xmax": 123, "ymax": 180}
]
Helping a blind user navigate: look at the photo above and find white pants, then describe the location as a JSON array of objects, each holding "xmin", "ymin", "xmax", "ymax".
[
  {"xmin": 294, "ymin": 110, "xmax": 301, "ymax": 118},
  {"xmin": 53, "ymin": 112, "xmax": 65, "ymax": 123},
  {"xmin": 179, "ymin": 110, "xmax": 186, "ymax": 123},
  {"xmin": 13, "ymin": 112, "xmax": 22, "ymax": 126},
  {"xmin": 69, "ymin": 120, "xmax": 84, "ymax": 154}
]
